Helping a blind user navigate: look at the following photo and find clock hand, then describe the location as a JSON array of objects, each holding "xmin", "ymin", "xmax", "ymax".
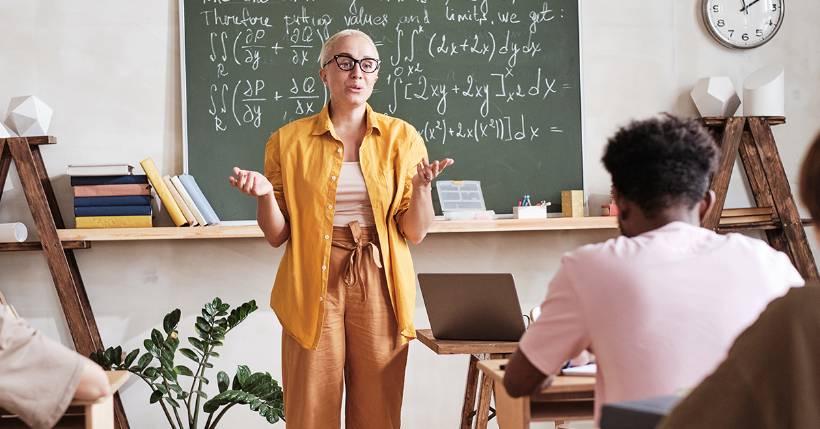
[
  {"xmin": 740, "ymin": 0, "xmax": 761, "ymax": 13},
  {"xmin": 740, "ymin": 0, "xmax": 749, "ymax": 14}
]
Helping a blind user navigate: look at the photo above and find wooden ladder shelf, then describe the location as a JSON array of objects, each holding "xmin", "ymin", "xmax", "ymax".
[
  {"xmin": 0, "ymin": 136, "xmax": 130, "ymax": 429},
  {"xmin": 703, "ymin": 116, "xmax": 818, "ymax": 280}
]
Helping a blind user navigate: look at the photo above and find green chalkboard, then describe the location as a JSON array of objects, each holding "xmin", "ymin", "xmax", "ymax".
[{"xmin": 182, "ymin": 0, "xmax": 582, "ymax": 220}]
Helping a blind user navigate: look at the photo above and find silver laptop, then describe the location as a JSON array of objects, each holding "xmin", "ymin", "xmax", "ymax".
[{"xmin": 418, "ymin": 273, "xmax": 526, "ymax": 341}]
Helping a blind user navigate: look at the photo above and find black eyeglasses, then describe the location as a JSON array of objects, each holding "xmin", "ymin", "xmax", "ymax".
[{"xmin": 322, "ymin": 54, "xmax": 380, "ymax": 73}]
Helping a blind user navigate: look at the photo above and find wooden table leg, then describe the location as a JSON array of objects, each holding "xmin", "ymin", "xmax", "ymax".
[
  {"xmin": 491, "ymin": 379, "xmax": 528, "ymax": 429},
  {"xmin": 474, "ymin": 368, "xmax": 494, "ymax": 429},
  {"xmin": 460, "ymin": 355, "xmax": 480, "ymax": 429}
]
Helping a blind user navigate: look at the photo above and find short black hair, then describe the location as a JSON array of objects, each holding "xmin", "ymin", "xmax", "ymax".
[
  {"xmin": 799, "ymin": 133, "xmax": 820, "ymax": 222},
  {"xmin": 602, "ymin": 115, "xmax": 719, "ymax": 216}
]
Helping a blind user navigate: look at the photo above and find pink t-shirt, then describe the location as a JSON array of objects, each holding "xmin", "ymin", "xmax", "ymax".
[{"xmin": 519, "ymin": 222, "xmax": 804, "ymax": 421}]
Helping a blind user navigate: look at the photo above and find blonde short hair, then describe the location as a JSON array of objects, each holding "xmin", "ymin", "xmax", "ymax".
[{"xmin": 319, "ymin": 29, "xmax": 379, "ymax": 66}]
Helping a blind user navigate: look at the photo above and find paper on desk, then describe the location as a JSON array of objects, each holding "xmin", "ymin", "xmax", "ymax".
[
  {"xmin": 436, "ymin": 180, "xmax": 486, "ymax": 212},
  {"xmin": 561, "ymin": 363, "xmax": 597, "ymax": 376}
]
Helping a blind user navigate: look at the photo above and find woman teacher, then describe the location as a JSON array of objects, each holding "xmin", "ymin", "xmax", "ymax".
[{"xmin": 229, "ymin": 29, "xmax": 453, "ymax": 428}]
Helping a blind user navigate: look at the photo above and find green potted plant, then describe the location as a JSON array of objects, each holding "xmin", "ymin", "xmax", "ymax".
[{"xmin": 91, "ymin": 298, "xmax": 284, "ymax": 428}]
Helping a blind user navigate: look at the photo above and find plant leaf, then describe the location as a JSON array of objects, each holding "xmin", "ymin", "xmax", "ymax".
[
  {"xmin": 151, "ymin": 329, "xmax": 164, "ymax": 349},
  {"xmin": 232, "ymin": 365, "xmax": 251, "ymax": 390},
  {"xmin": 227, "ymin": 300, "xmax": 258, "ymax": 329},
  {"xmin": 217, "ymin": 371, "xmax": 229, "ymax": 393},
  {"xmin": 175, "ymin": 365, "xmax": 194, "ymax": 377},
  {"xmin": 123, "ymin": 349, "xmax": 140, "ymax": 368},
  {"xmin": 137, "ymin": 353, "xmax": 153, "ymax": 371},
  {"xmin": 189, "ymin": 337, "xmax": 206, "ymax": 352},
  {"xmin": 163, "ymin": 309, "xmax": 181, "ymax": 335},
  {"xmin": 179, "ymin": 348, "xmax": 200, "ymax": 362},
  {"xmin": 150, "ymin": 390, "xmax": 163, "ymax": 404}
]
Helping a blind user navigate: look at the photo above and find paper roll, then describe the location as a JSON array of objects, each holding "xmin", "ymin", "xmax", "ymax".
[
  {"xmin": 743, "ymin": 66, "xmax": 785, "ymax": 116},
  {"xmin": 0, "ymin": 223, "xmax": 28, "ymax": 243}
]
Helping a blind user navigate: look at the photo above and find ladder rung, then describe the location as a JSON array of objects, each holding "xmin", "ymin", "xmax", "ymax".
[{"xmin": 0, "ymin": 241, "xmax": 91, "ymax": 252}]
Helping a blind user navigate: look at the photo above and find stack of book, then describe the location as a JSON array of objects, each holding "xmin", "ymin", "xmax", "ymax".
[
  {"xmin": 68, "ymin": 164, "xmax": 153, "ymax": 228},
  {"xmin": 140, "ymin": 157, "xmax": 220, "ymax": 227}
]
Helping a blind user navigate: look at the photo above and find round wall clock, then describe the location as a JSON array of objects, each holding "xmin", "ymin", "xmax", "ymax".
[{"xmin": 702, "ymin": 0, "xmax": 785, "ymax": 49}]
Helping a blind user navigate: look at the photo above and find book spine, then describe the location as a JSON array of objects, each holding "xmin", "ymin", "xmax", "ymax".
[
  {"xmin": 75, "ymin": 216, "xmax": 152, "ymax": 228},
  {"xmin": 70, "ymin": 175, "xmax": 148, "ymax": 186},
  {"xmin": 171, "ymin": 176, "xmax": 208, "ymax": 226},
  {"xmin": 75, "ymin": 205, "xmax": 152, "ymax": 217},
  {"xmin": 66, "ymin": 165, "xmax": 134, "ymax": 176},
  {"xmin": 139, "ymin": 157, "xmax": 187, "ymax": 227},
  {"xmin": 163, "ymin": 175, "xmax": 197, "ymax": 226},
  {"xmin": 179, "ymin": 175, "xmax": 221, "ymax": 225},
  {"xmin": 73, "ymin": 184, "xmax": 151, "ymax": 197},
  {"xmin": 74, "ymin": 196, "xmax": 152, "ymax": 207}
]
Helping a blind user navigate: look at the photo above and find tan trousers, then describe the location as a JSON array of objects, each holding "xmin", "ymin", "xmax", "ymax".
[{"xmin": 282, "ymin": 222, "xmax": 409, "ymax": 429}]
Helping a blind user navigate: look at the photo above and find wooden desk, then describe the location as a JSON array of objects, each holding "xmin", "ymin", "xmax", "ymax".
[
  {"xmin": 477, "ymin": 359, "xmax": 594, "ymax": 429},
  {"xmin": 417, "ymin": 329, "xmax": 519, "ymax": 429},
  {"xmin": 0, "ymin": 370, "xmax": 129, "ymax": 429}
]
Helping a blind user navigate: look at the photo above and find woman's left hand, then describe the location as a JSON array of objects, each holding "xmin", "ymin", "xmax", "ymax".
[{"xmin": 412, "ymin": 158, "xmax": 455, "ymax": 188}]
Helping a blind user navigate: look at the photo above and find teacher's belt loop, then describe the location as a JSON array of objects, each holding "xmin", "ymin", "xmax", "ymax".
[{"xmin": 331, "ymin": 220, "xmax": 383, "ymax": 302}]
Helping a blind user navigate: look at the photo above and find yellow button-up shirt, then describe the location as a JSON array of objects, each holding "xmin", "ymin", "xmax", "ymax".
[{"xmin": 264, "ymin": 103, "xmax": 428, "ymax": 350}]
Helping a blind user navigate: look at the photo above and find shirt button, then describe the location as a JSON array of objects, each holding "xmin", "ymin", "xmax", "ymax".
[
  {"xmin": 327, "ymin": 204, "xmax": 333, "ymax": 209},
  {"xmin": 321, "ymin": 264, "xmax": 327, "ymax": 271},
  {"xmin": 337, "ymin": 148, "xmax": 342, "ymax": 154},
  {"xmin": 331, "ymin": 175, "xmax": 337, "ymax": 181},
  {"xmin": 324, "ymin": 234, "xmax": 330, "ymax": 240},
  {"xmin": 319, "ymin": 296, "xmax": 324, "ymax": 302}
]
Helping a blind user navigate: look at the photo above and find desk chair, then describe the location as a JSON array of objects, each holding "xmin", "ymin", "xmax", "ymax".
[
  {"xmin": 477, "ymin": 359, "xmax": 595, "ymax": 429},
  {"xmin": 417, "ymin": 329, "xmax": 518, "ymax": 429},
  {"xmin": 0, "ymin": 370, "xmax": 129, "ymax": 429}
]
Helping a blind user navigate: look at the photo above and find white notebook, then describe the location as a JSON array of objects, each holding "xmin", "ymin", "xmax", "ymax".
[{"xmin": 561, "ymin": 363, "xmax": 597, "ymax": 376}]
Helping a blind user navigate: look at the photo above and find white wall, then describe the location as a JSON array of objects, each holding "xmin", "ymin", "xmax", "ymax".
[{"xmin": 1, "ymin": 1, "xmax": 819, "ymax": 428}]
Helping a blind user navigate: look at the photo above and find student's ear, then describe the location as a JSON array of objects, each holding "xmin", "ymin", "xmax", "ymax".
[
  {"xmin": 698, "ymin": 190, "xmax": 717, "ymax": 222},
  {"xmin": 613, "ymin": 190, "xmax": 629, "ymax": 221},
  {"xmin": 319, "ymin": 68, "xmax": 327, "ymax": 85}
]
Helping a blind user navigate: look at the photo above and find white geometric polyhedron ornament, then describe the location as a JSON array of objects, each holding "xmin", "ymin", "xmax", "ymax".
[
  {"xmin": 690, "ymin": 77, "xmax": 741, "ymax": 118},
  {"xmin": 5, "ymin": 96, "xmax": 53, "ymax": 136},
  {"xmin": 0, "ymin": 121, "xmax": 17, "ymax": 138}
]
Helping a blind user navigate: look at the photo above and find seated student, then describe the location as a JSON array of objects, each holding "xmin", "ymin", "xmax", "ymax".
[
  {"xmin": 659, "ymin": 133, "xmax": 820, "ymax": 428},
  {"xmin": 501, "ymin": 115, "xmax": 804, "ymax": 423},
  {"xmin": 0, "ymin": 306, "xmax": 111, "ymax": 429}
]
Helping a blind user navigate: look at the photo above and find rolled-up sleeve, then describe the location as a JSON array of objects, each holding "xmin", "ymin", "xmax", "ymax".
[
  {"xmin": 0, "ymin": 308, "xmax": 85, "ymax": 429},
  {"xmin": 395, "ymin": 129, "xmax": 428, "ymax": 221},
  {"xmin": 264, "ymin": 131, "xmax": 289, "ymax": 221}
]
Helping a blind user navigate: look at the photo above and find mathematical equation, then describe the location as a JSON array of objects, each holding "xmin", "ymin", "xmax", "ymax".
[{"xmin": 190, "ymin": 0, "xmax": 575, "ymax": 145}]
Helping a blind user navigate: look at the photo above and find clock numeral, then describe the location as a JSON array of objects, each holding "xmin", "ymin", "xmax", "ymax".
[
  {"xmin": 711, "ymin": 4, "xmax": 720, "ymax": 13},
  {"xmin": 742, "ymin": 33, "xmax": 750, "ymax": 41},
  {"xmin": 717, "ymin": 19, "xmax": 725, "ymax": 27},
  {"xmin": 756, "ymin": 29, "xmax": 764, "ymax": 37},
  {"xmin": 728, "ymin": 29, "xmax": 735, "ymax": 37},
  {"xmin": 771, "ymin": 3, "xmax": 778, "ymax": 11}
]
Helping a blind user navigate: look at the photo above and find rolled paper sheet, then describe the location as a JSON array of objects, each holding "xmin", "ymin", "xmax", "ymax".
[
  {"xmin": 0, "ymin": 222, "xmax": 27, "ymax": 243},
  {"xmin": 743, "ymin": 66, "xmax": 785, "ymax": 116}
]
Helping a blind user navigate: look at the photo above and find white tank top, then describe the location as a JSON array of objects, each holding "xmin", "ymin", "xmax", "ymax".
[{"xmin": 333, "ymin": 162, "xmax": 376, "ymax": 227}]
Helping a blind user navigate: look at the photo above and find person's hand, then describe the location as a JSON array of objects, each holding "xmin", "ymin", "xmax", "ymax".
[
  {"xmin": 229, "ymin": 167, "xmax": 273, "ymax": 197},
  {"xmin": 412, "ymin": 158, "xmax": 454, "ymax": 189}
]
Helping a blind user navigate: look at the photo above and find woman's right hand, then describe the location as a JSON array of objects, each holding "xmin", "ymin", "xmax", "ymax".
[{"xmin": 229, "ymin": 167, "xmax": 273, "ymax": 198}]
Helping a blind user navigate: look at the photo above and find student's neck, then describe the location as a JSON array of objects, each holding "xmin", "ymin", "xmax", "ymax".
[
  {"xmin": 639, "ymin": 208, "xmax": 701, "ymax": 234},
  {"xmin": 329, "ymin": 102, "xmax": 367, "ymax": 132}
]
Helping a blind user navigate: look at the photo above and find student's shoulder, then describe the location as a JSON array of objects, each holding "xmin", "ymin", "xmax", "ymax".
[
  {"xmin": 561, "ymin": 234, "xmax": 641, "ymax": 265},
  {"xmin": 721, "ymin": 231, "xmax": 790, "ymax": 258}
]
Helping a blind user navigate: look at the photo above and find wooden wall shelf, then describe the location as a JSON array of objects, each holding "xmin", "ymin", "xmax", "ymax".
[
  {"xmin": 56, "ymin": 217, "xmax": 620, "ymax": 241},
  {"xmin": 55, "ymin": 210, "xmax": 799, "ymax": 242}
]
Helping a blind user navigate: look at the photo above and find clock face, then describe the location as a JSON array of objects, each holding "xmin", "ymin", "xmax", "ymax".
[{"xmin": 703, "ymin": 0, "xmax": 785, "ymax": 48}]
